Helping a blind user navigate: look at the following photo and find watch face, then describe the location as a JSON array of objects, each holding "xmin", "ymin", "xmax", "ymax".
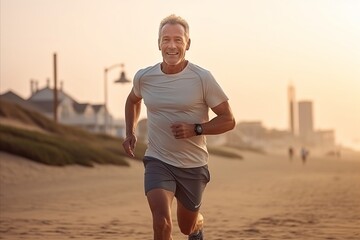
[{"xmin": 195, "ymin": 124, "xmax": 203, "ymax": 135}]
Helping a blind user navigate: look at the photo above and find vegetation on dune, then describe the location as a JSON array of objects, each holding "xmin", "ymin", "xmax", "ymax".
[
  {"xmin": 0, "ymin": 99, "xmax": 100, "ymax": 139},
  {"xmin": 208, "ymin": 146, "xmax": 243, "ymax": 159},
  {"xmin": 0, "ymin": 100, "xmax": 147, "ymax": 167},
  {"xmin": 0, "ymin": 125, "xmax": 133, "ymax": 167}
]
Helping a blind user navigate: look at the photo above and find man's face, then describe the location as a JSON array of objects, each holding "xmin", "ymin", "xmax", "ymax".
[{"xmin": 158, "ymin": 23, "xmax": 190, "ymax": 66}]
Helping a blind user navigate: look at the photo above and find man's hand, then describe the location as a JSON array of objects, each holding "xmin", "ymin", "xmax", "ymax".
[
  {"xmin": 171, "ymin": 122, "xmax": 196, "ymax": 139},
  {"xmin": 122, "ymin": 134, "xmax": 137, "ymax": 157}
]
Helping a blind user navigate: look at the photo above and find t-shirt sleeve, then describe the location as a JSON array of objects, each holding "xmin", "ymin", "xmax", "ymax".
[
  {"xmin": 132, "ymin": 70, "xmax": 142, "ymax": 98},
  {"xmin": 203, "ymin": 71, "xmax": 229, "ymax": 108}
]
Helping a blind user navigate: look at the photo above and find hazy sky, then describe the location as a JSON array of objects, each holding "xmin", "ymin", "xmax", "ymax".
[{"xmin": 1, "ymin": 0, "xmax": 359, "ymax": 150}]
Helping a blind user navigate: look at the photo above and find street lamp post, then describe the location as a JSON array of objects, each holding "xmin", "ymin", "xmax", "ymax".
[{"xmin": 104, "ymin": 63, "xmax": 131, "ymax": 134}]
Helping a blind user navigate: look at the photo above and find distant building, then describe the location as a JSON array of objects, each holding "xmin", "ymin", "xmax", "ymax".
[
  {"xmin": 0, "ymin": 90, "xmax": 42, "ymax": 113},
  {"xmin": 285, "ymin": 85, "xmax": 336, "ymax": 151},
  {"xmin": 237, "ymin": 121, "xmax": 266, "ymax": 139},
  {"xmin": 313, "ymin": 130, "xmax": 336, "ymax": 149},
  {"xmin": 0, "ymin": 80, "xmax": 123, "ymax": 136},
  {"xmin": 298, "ymin": 101, "xmax": 314, "ymax": 142},
  {"xmin": 228, "ymin": 121, "xmax": 267, "ymax": 149}
]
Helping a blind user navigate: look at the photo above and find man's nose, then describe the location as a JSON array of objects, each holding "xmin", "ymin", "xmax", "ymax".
[{"xmin": 168, "ymin": 40, "xmax": 176, "ymax": 48}]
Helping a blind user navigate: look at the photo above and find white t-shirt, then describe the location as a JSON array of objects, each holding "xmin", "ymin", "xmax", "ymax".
[{"xmin": 133, "ymin": 62, "xmax": 228, "ymax": 168}]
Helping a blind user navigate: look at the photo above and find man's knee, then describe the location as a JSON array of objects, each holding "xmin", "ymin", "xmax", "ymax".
[
  {"xmin": 178, "ymin": 216, "xmax": 197, "ymax": 235},
  {"xmin": 178, "ymin": 212, "xmax": 203, "ymax": 235},
  {"xmin": 153, "ymin": 214, "xmax": 172, "ymax": 233}
]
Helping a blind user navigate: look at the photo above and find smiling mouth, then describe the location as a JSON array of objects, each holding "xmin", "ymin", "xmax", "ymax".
[{"xmin": 167, "ymin": 52, "xmax": 178, "ymax": 55}]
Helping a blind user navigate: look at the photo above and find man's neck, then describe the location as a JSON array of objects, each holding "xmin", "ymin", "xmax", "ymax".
[{"xmin": 161, "ymin": 60, "xmax": 188, "ymax": 74}]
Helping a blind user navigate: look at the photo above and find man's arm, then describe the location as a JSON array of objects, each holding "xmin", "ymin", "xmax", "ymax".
[
  {"xmin": 122, "ymin": 89, "xmax": 142, "ymax": 157},
  {"xmin": 202, "ymin": 101, "xmax": 235, "ymax": 135},
  {"xmin": 171, "ymin": 101, "xmax": 235, "ymax": 139}
]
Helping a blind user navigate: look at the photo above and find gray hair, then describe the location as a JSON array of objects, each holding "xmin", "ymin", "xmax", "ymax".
[{"xmin": 158, "ymin": 14, "xmax": 190, "ymax": 40}]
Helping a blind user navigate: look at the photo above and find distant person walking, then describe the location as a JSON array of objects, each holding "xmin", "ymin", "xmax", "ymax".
[
  {"xmin": 122, "ymin": 14, "xmax": 235, "ymax": 240},
  {"xmin": 301, "ymin": 147, "xmax": 309, "ymax": 164},
  {"xmin": 288, "ymin": 146, "xmax": 294, "ymax": 161}
]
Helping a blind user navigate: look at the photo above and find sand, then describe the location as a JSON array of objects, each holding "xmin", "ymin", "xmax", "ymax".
[{"xmin": 1, "ymin": 149, "xmax": 360, "ymax": 240}]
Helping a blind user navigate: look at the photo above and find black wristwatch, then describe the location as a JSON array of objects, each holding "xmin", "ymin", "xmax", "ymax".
[{"xmin": 194, "ymin": 123, "xmax": 203, "ymax": 135}]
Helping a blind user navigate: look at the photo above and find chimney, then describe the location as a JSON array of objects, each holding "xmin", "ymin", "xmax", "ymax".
[
  {"xmin": 30, "ymin": 79, "xmax": 35, "ymax": 95},
  {"xmin": 35, "ymin": 81, "xmax": 39, "ymax": 92},
  {"xmin": 46, "ymin": 78, "xmax": 50, "ymax": 88},
  {"xmin": 288, "ymin": 84, "xmax": 296, "ymax": 135}
]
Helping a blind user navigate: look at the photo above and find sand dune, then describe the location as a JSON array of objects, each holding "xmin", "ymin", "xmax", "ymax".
[{"xmin": 1, "ymin": 150, "xmax": 360, "ymax": 239}]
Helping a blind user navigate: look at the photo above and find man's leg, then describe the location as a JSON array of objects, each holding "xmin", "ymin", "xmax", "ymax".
[
  {"xmin": 177, "ymin": 200, "xmax": 204, "ymax": 236},
  {"xmin": 147, "ymin": 188, "xmax": 175, "ymax": 240}
]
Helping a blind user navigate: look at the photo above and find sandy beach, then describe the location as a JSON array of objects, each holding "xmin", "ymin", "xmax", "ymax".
[{"xmin": 1, "ymin": 149, "xmax": 360, "ymax": 240}]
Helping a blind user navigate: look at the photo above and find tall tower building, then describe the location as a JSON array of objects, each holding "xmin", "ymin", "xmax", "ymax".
[
  {"xmin": 298, "ymin": 101, "xmax": 314, "ymax": 141},
  {"xmin": 288, "ymin": 84, "xmax": 296, "ymax": 135}
]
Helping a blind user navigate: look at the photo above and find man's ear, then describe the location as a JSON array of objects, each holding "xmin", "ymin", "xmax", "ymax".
[
  {"xmin": 158, "ymin": 39, "xmax": 161, "ymax": 50},
  {"xmin": 186, "ymin": 39, "xmax": 191, "ymax": 50}
]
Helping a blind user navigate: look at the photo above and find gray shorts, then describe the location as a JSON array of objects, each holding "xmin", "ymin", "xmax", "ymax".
[{"xmin": 143, "ymin": 156, "xmax": 210, "ymax": 212}]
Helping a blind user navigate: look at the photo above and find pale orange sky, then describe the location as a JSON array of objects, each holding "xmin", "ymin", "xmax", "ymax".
[{"xmin": 1, "ymin": 0, "xmax": 359, "ymax": 150}]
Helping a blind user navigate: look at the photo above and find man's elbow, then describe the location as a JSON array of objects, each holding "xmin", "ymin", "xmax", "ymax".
[
  {"xmin": 223, "ymin": 114, "xmax": 235, "ymax": 132},
  {"xmin": 229, "ymin": 116, "xmax": 236, "ymax": 130}
]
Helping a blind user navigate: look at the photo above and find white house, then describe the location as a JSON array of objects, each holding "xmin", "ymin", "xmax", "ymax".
[{"xmin": 1, "ymin": 80, "xmax": 123, "ymax": 136}]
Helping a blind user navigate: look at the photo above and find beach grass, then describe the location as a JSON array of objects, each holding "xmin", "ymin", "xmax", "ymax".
[
  {"xmin": 208, "ymin": 146, "xmax": 243, "ymax": 159},
  {"xmin": 0, "ymin": 100, "xmax": 144, "ymax": 167},
  {"xmin": 0, "ymin": 123, "xmax": 133, "ymax": 167}
]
